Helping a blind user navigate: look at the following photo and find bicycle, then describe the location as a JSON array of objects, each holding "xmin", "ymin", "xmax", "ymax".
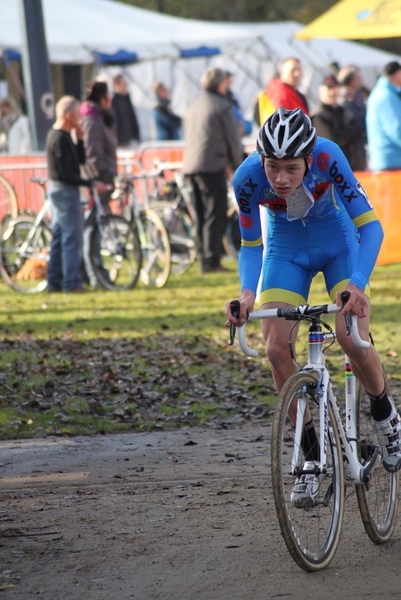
[
  {"xmin": 229, "ymin": 291, "xmax": 399, "ymax": 572},
  {"xmin": 0, "ymin": 180, "xmax": 52, "ymax": 293},
  {"xmin": 0, "ymin": 179, "xmax": 142, "ymax": 293},
  {"xmin": 111, "ymin": 166, "xmax": 171, "ymax": 288},
  {"xmin": 148, "ymin": 160, "xmax": 197, "ymax": 276}
]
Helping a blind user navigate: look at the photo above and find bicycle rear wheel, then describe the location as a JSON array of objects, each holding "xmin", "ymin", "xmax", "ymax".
[
  {"xmin": 271, "ymin": 371, "xmax": 344, "ymax": 572},
  {"xmin": 151, "ymin": 200, "xmax": 196, "ymax": 275},
  {"xmin": 0, "ymin": 215, "xmax": 51, "ymax": 293},
  {"xmin": 355, "ymin": 368, "xmax": 399, "ymax": 544},
  {"xmin": 91, "ymin": 214, "xmax": 142, "ymax": 291},
  {"xmin": 138, "ymin": 208, "xmax": 171, "ymax": 288}
]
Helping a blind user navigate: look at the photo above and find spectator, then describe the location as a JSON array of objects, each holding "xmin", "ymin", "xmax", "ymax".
[
  {"xmin": 46, "ymin": 96, "xmax": 92, "ymax": 292},
  {"xmin": 0, "ymin": 96, "xmax": 31, "ymax": 154},
  {"xmin": 311, "ymin": 75, "xmax": 363, "ymax": 171},
  {"xmin": 225, "ymin": 71, "xmax": 252, "ymax": 138},
  {"xmin": 253, "ymin": 57, "xmax": 309, "ymax": 126},
  {"xmin": 152, "ymin": 82, "xmax": 182, "ymax": 141},
  {"xmin": 183, "ymin": 67, "xmax": 243, "ymax": 273},
  {"xmin": 366, "ymin": 61, "xmax": 401, "ymax": 171},
  {"xmin": 337, "ymin": 65, "xmax": 368, "ymax": 170},
  {"xmin": 111, "ymin": 74, "xmax": 140, "ymax": 148},
  {"xmin": 80, "ymin": 80, "xmax": 117, "ymax": 288}
]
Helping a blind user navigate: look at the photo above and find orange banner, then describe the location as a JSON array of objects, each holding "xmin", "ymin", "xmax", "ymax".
[{"xmin": 356, "ymin": 170, "xmax": 401, "ymax": 266}]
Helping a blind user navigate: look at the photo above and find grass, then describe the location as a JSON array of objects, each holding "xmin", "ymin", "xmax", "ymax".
[{"xmin": 0, "ymin": 258, "xmax": 400, "ymax": 439}]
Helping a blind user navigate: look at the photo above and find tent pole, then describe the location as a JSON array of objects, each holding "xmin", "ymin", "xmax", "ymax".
[{"xmin": 17, "ymin": 0, "xmax": 54, "ymax": 151}]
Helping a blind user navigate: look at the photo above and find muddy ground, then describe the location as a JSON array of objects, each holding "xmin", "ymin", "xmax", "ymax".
[{"xmin": 1, "ymin": 423, "xmax": 401, "ymax": 599}]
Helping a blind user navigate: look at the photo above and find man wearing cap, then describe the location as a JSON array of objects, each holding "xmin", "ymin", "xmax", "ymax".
[
  {"xmin": 183, "ymin": 67, "xmax": 243, "ymax": 273},
  {"xmin": 311, "ymin": 74, "xmax": 362, "ymax": 171},
  {"xmin": 337, "ymin": 65, "xmax": 367, "ymax": 170},
  {"xmin": 366, "ymin": 61, "xmax": 401, "ymax": 171}
]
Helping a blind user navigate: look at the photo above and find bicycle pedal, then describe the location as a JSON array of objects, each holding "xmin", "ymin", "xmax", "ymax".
[{"xmin": 383, "ymin": 455, "xmax": 401, "ymax": 473}]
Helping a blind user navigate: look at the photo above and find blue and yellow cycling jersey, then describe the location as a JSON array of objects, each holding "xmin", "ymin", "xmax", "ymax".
[{"xmin": 233, "ymin": 137, "xmax": 383, "ymax": 304}]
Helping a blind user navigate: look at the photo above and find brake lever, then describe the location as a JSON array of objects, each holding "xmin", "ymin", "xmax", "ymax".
[
  {"xmin": 340, "ymin": 290, "xmax": 352, "ymax": 336},
  {"xmin": 229, "ymin": 300, "xmax": 240, "ymax": 345}
]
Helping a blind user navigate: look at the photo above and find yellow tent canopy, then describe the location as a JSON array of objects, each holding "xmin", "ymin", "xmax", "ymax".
[{"xmin": 296, "ymin": 0, "xmax": 401, "ymax": 40}]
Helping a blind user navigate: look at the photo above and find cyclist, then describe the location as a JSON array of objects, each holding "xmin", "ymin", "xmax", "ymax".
[{"xmin": 225, "ymin": 107, "xmax": 401, "ymax": 506}]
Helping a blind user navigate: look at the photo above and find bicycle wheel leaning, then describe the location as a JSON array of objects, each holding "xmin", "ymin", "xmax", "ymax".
[
  {"xmin": 151, "ymin": 200, "xmax": 197, "ymax": 275},
  {"xmin": 90, "ymin": 214, "xmax": 142, "ymax": 291},
  {"xmin": 137, "ymin": 208, "xmax": 171, "ymax": 288},
  {"xmin": 271, "ymin": 371, "xmax": 345, "ymax": 572},
  {"xmin": 355, "ymin": 367, "xmax": 399, "ymax": 544},
  {"xmin": 0, "ymin": 174, "xmax": 19, "ymax": 227},
  {"xmin": 0, "ymin": 215, "xmax": 51, "ymax": 293}
]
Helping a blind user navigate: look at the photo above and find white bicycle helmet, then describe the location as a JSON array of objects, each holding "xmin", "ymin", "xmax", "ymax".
[{"xmin": 257, "ymin": 107, "xmax": 316, "ymax": 159}]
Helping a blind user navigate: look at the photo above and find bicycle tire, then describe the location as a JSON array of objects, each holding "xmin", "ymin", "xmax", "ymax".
[
  {"xmin": 0, "ymin": 215, "xmax": 51, "ymax": 293},
  {"xmin": 355, "ymin": 367, "xmax": 399, "ymax": 544},
  {"xmin": 222, "ymin": 204, "xmax": 240, "ymax": 261},
  {"xmin": 137, "ymin": 208, "xmax": 171, "ymax": 288},
  {"xmin": 90, "ymin": 214, "xmax": 142, "ymax": 291},
  {"xmin": 151, "ymin": 200, "xmax": 197, "ymax": 275},
  {"xmin": 271, "ymin": 371, "xmax": 345, "ymax": 572},
  {"xmin": 0, "ymin": 174, "xmax": 19, "ymax": 226}
]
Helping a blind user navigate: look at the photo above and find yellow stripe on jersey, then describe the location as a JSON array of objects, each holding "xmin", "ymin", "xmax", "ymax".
[
  {"xmin": 353, "ymin": 210, "xmax": 378, "ymax": 229},
  {"xmin": 241, "ymin": 235, "xmax": 263, "ymax": 248}
]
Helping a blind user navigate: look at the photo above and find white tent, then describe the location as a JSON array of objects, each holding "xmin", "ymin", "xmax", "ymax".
[{"xmin": 2, "ymin": 0, "xmax": 401, "ymax": 139}]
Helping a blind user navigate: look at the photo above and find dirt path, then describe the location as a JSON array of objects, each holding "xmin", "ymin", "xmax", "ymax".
[{"xmin": 1, "ymin": 424, "xmax": 401, "ymax": 599}]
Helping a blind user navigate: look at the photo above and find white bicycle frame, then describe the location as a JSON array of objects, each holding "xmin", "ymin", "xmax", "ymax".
[
  {"xmin": 3, "ymin": 198, "xmax": 51, "ymax": 260},
  {"xmin": 237, "ymin": 304, "xmax": 380, "ymax": 486}
]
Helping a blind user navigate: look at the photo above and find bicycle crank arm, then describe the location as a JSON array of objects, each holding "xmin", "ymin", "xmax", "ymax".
[{"xmin": 361, "ymin": 445, "xmax": 380, "ymax": 488}]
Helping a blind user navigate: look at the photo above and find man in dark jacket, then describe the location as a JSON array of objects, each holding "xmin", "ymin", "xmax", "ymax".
[
  {"xmin": 183, "ymin": 67, "xmax": 243, "ymax": 273},
  {"xmin": 311, "ymin": 75, "xmax": 362, "ymax": 171},
  {"xmin": 153, "ymin": 82, "xmax": 181, "ymax": 141},
  {"xmin": 111, "ymin": 74, "xmax": 140, "ymax": 148}
]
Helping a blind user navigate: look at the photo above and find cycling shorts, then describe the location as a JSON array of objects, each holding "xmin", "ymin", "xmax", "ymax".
[{"xmin": 259, "ymin": 212, "xmax": 369, "ymax": 306}]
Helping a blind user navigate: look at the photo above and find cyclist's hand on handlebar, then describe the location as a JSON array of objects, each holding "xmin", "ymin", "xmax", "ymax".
[
  {"xmin": 335, "ymin": 284, "xmax": 369, "ymax": 319},
  {"xmin": 225, "ymin": 290, "xmax": 256, "ymax": 327}
]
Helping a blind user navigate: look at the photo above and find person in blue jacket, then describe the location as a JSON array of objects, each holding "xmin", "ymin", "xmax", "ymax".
[
  {"xmin": 366, "ymin": 61, "xmax": 401, "ymax": 171},
  {"xmin": 153, "ymin": 82, "xmax": 182, "ymax": 141},
  {"xmin": 225, "ymin": 107, "xmax": 401, "ymax": 506}
]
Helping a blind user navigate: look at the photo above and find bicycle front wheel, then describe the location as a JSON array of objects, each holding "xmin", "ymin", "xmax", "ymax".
[
  {"xmin": 0, "ymin": 215, "xmax": 51, "ymax": 293},
  {"xmin": 137, "ymin": 208, "xmax": 171, "ymax": 288},
  {"xmin": 355, "ymin": 369, "xmax": 399, "ymax": 544},
  {"xmin": 91, "ymin": 215, "xmax": 142, "ymax": 291},
  {"xmin": 151, "ymin": 200, "xmax": 196, "ymax": 275},
  {"xmin": 271, "ymin": 372, "xmax": 345, "ymax": 572}
]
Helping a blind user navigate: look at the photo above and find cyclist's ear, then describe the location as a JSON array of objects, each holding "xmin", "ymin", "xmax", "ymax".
[{"xmin": 304, "ymin": 154, "xmax": 313, "ymax": 174}]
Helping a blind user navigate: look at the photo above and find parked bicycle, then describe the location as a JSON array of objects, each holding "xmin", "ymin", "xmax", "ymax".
[
  {"xmin": 149, "ymin": 160, "xmax": 240, "ymax": 271},
  {"xmin": 111, "ymin": 165, "xmax": 171, "ymax": 288},
  {"xmin": 230, "ymin": 291, "xmax": 399, "ymax": 571},
  {"xmin": 0, "ymin": 178, "xmax": 142, "ymax": 293},
  {"xmin": 148, "ymin": 160, "xmax": 197, "ymax": 276}
]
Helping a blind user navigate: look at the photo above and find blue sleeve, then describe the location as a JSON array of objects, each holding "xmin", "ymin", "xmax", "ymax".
[{"xmin": 233, "ymin": 154, "xmax": 265, "ymax": 294}]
